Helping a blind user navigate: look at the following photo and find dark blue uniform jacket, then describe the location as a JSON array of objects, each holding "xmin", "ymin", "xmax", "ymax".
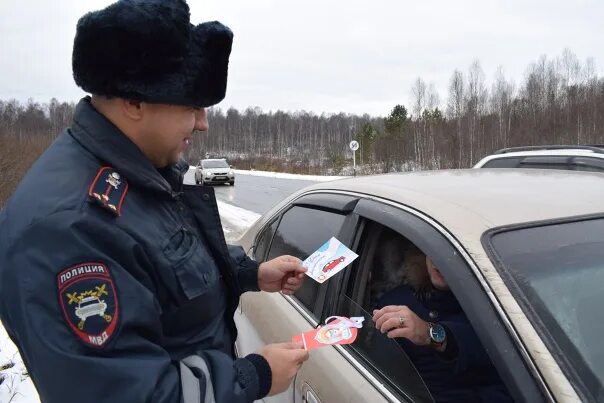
[
  {"xmin": 378, "ymin": 285, "xmax": 513, "ymax": 403},
  {"xmin": 0, "ymin": 98, "xmax": 269, "ymax": 403}
]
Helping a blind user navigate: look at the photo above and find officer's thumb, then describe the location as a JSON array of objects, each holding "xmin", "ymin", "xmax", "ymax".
[
  {"xmin": 276, "ymin": 342, "xmax": 308, "ymax": 362},
  {"xmin": 287, "ymin": 347, "xmax": 309, "ymax": 364},
  {"xmin": 278, "ymin": 342, "xmax": 305, "ymax": 350}
]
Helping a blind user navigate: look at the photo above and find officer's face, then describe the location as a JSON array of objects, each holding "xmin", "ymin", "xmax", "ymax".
[{"xmin": 139, "ymin": 104, "xmax": 208, "ymax": 167}]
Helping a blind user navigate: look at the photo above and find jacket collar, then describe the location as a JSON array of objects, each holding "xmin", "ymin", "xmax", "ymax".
[{"xmin": 69, "ymin": 97, "xmax": 187, "ymax": 195}]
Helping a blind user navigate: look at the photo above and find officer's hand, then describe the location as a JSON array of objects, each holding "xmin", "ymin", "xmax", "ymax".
[
  {"xmin": 372, "ymin": 305, "xmax": 431, "ymax": 346},
  {"xmin": 257, "ymin": 342, "xmax": 309, "ymax": 396},
  {"xmin": 258, "ymin": 255, "xmax": 306, "ymax": 295}
]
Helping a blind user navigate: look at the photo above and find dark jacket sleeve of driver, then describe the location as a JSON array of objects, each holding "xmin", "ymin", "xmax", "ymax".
[{"xmin": 0, "ymin": 211, "xmax": 271, "ymax": 403}]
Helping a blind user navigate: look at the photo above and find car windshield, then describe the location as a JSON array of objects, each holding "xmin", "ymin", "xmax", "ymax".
[
  {"xmin": 202, "ymin": 160, "xmax": 229, "ymax": 169},
  {"xmin": 488, "ymin": 217, "xmax": 604, "ymax": 400}
]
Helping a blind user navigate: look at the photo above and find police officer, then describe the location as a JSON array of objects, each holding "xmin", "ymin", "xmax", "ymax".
[{"xmin": 0, "ymin": 1, "xmax": 309, "ymax": 402}]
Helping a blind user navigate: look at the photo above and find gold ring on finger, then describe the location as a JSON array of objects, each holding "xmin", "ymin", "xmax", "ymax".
[{"xmin": 398, "ymin": 315, "xmax": 406, "ymax": 327}]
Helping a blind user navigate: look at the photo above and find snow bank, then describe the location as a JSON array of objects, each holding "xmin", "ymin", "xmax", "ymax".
[
  {"xmin": 187, "ymin": 166, "xmax": 349, "ymax": 182},
  {"xmin": 1, "ymin": 325, "xmax": 39, "ymax": 402}
]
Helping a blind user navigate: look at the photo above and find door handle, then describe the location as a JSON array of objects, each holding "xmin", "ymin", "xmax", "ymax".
[{"xmin": 302, "ymin": 387, "xmax": 320, "ymax": 403}]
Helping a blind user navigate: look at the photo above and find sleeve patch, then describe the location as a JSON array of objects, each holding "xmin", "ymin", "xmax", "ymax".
[{"xmin": 57, "ymin": 262, "xmax": 119, "ymax": 348}]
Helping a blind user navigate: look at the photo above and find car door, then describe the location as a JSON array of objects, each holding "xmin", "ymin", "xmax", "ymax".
[
  {"xmin": 236, "ymin": 193, "xmax": 365, "ymax": 402},
  {"xmin": 321, "ymin": 196, "xmax": 547, "ymax": 402},
  {"xmin": 236, "ymin": 192, "xmax": 433, "ymax": 402}
]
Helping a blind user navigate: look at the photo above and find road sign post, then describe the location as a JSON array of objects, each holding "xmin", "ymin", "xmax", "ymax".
[{"xmin": 349, "ymin": 140, "xmax": 359, "ymax": 177}]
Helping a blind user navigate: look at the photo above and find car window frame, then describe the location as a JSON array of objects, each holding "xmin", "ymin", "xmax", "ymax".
[
  {"xmin": 483, "ymin": 213, "xmax": 604, "ymax": 403},
  {"xmin": 254, "ymin": 193, "xmax": 360, "ymax": 324},
  {"xmin": 479, "ymin": 154, "xmax": 604, "ymax": 172},
  {"xmin": 321, "ymin": 194, "xmax": 546, "ymax": 402},
  {"xmin": 318, "ymin": 214, "xmax": 434, "ymax": 403}
]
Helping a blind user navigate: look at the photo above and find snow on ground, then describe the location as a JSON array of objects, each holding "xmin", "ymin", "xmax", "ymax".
[
  {"xmin": 0, "ymin": 325, "xmax": 39, "ymax": 403},
  {"xmin": 233, "ymin": 169, "xmax": 349, "ymax": 182},
  {"xmin": 188, "ymin": 166, "xmax": 349, "ymax": 182},
  {"xmin": 218, "ymin": 200, "xmax": 261, "ymax": 242},
  {"xmin": 0, "ymin": 200, "xmax": 260, "ymax": 402}
]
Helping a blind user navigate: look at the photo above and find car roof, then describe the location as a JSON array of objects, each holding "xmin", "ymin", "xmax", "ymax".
[
  {"xmin": 493, "ymin": 145, "xmax": 604, "ymax": 154},
  {"xmin": 301, "ymin": 169, "xmax": 604, "ymax": 237},
  {"xmin": 473, "ymin": 148, "xmax": 604, "ymax": 168}
]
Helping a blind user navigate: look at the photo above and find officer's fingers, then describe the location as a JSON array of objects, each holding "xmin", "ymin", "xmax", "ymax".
[
  {"xmin": 280, "ymin": 261, "xmax": 307, "ymax": 275},
  {"xmin": 286, "ymin": 276, "xmax": 304, "ymax": 287},
  {"xmin": 280, "ymin": 255, "xmax": 303, "ymax": 264}
]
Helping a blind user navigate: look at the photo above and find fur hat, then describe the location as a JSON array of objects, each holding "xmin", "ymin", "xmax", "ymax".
[{"xmin": 72, "ymin": 0, "xmax": 233, "ymax": 107}]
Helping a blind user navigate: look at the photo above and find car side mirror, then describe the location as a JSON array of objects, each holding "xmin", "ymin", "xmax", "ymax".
[{"xmin": 230, "ymin": 165, "xmax": 234, "ymax": 169}]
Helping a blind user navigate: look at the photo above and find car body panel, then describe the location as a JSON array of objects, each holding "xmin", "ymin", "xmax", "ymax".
[{"xmin": 235, "ymin": 292, "xmax": 390, "ymax": 403}]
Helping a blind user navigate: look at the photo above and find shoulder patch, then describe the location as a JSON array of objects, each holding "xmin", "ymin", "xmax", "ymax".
[
  {"xmin": 88, "ymin": 167, "xmax": 128, "ymax": 216},
  {"xmin": 57, "ymin": 262, "xmax": 119, "ymax": 348}
]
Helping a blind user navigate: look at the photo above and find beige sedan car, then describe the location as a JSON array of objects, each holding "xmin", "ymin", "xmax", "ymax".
[{"xmin": 234, "ymin": 169, "xmax": 604, "ymax": 403}]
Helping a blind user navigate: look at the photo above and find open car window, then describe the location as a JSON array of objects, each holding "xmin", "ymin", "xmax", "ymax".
[{"xmin": 332, "ymin": 294, "xmax": 434, "ymax": 402}]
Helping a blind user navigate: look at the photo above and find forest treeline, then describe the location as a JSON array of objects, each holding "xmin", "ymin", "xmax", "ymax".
[{"xmin": 1, "ymin": 49, "xmax": 603, "ymax": 206}]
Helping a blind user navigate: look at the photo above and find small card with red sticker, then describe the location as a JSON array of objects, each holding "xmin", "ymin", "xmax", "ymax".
[
  {"xmin": 292, "ymin": 316, "xmax": 364, "ymax": 350},
  {"xmin": 302, "ymin": 237, "xmax": 358, "ymax": 284}
]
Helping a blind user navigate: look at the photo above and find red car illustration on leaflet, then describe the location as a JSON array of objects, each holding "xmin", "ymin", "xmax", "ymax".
[{"xmin": 322, "ymin": 256, "xmax": 345, "ymax": 273}]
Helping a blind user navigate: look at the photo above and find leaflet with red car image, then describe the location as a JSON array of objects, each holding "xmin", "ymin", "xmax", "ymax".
[
  {"xmin": 292, "ymin": 316, "xmax": 365, "ymax": 350},
  {"xmin": 302, "ymin": 237, "xmax": 358, "ymax": 284}
]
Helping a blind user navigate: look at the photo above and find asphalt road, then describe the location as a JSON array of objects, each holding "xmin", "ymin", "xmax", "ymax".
[{"xmin": 184, "ymin": 170, "xmax": 317, "ymax": 214}]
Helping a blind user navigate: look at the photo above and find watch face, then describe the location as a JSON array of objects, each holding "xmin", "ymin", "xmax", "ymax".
[{"xmin": 430, "ymin": 323, "xmax": 446, "ymax": 343}]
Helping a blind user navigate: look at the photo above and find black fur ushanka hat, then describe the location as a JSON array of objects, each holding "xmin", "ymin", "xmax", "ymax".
[{"xmin": 72, "ymin": 0, "xmax": 233, "ymax": 108}]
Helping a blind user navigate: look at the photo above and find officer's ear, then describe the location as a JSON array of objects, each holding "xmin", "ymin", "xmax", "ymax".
[{"xmin": 120, "ymin": 99, "xmax": 144, "ymax": 122}]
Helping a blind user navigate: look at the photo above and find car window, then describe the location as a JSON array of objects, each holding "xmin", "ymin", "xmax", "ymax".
[
  {"xmin": 267, "ymin": 205, "xmax": 347, "ymax": 317},
  {"xmin": 334, "ymin": 220, "xmax": 436, "ymax": 401},
  {"xmin": 202, "ymin": 160, "xmax": 229, "ymax": 168},
  {"xmin": 334, "ymin": 294, "xmax": 433, "ymax": 402},
  {"xmin": 480, "ymin": 157, "xmax": 523, "ymax": 168},
  {"xmin": 481, "ymin": 155, "xmax": 604, "ymax": 172},
  {"xmin": 488, "ymin": 217, "xmax": 604, "ymax": 401},
  {"xmin": 254, "ymin": 217, "xmax": 278, "ymax": 262},
  {"xmin": 571, "ymin": 156, "xmax": 604, "ymax": 172},
  {"xmin": 341, "ymin": 198, "xmax": 535, "ymax": 401}
]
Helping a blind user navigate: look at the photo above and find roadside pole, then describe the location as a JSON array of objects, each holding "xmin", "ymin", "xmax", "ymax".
[{"xmin": 349, "ymin": 140, "xmax": 359, "ymax": 177}]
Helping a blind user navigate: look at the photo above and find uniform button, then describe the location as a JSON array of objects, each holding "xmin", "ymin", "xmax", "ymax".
[
  {"xmin": 202, "ymin": 194, "xmax": 210, "ymax": 201},
  {"xmin": 429, "ymin": 310, "xmax": 439, "ymax": 320}
]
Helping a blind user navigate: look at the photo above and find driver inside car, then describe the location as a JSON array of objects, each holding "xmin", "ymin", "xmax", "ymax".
[{"xmin": 372, "ymin": 251, "xmax": 513, "ymax": 402}]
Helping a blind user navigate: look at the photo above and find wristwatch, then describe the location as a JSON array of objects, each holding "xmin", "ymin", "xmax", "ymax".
[{"xmin": 428, "ymin": 322, "xmax": 446, "ymax": 346}]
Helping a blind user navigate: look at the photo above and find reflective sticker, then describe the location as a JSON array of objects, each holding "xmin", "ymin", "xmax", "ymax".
[{"xmin": 57, "ymin": 263, "xmax": 119, "ymax": 348}]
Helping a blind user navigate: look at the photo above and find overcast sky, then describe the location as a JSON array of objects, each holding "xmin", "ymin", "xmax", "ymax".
[{"xmin": 1, "ymin": 0, "xmax": 603, "ymax": 116}]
